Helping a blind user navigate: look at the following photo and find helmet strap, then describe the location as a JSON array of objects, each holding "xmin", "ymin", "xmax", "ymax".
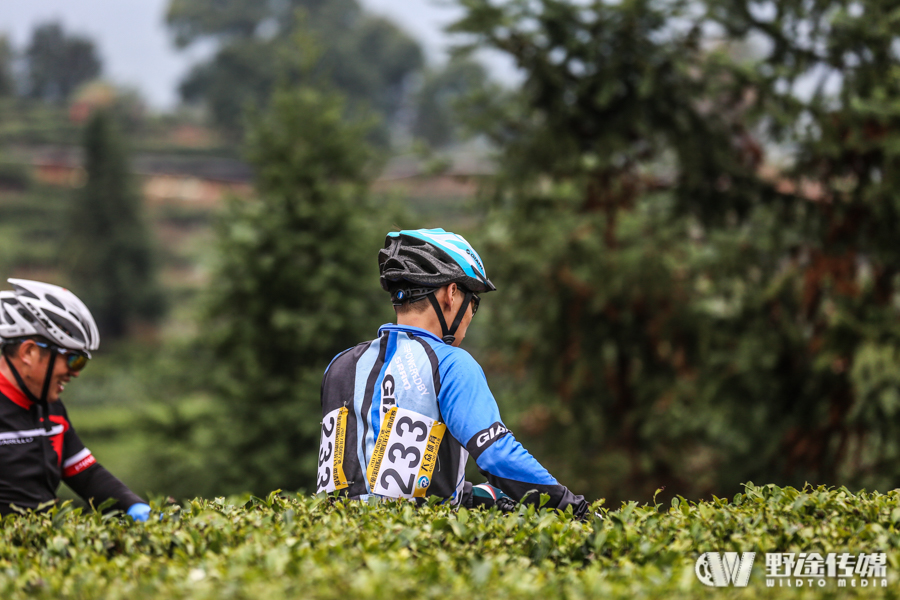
[
  {"xmin": 39, "ymin": 348, "xmax": 57, "ymax": 405},
  {"xmin": 4, "ymin": 347, "xmax": 57, "ymax": 430},
  {"xmin": 4, "ymin": 353, "xmax": 39, "ymax": 404},
  {"xmin": 427, "ymin": 289, "xmax": 473, "ymax": 345}
]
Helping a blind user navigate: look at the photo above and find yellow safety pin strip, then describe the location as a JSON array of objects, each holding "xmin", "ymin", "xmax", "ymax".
[
  {"xmin": 413, "ymin": 422, "xmax": 446, "ymax": 498},
  {"xmin": 332, "ymin": 407, "xmax": 349, "ymax": 490},
  {"xmin": 366, "ymin": 407, "xmax": 397, "ymax": 492}
]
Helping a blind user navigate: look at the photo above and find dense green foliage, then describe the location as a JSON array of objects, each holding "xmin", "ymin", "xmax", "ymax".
[
  {"xmin": 451, "ymin": 0, "xmax": 900, "ymax": 503},
  {"xmin": 64, "ymin": 111, "xmax": 163, "ymax": 339},
  {"xmin": 167, "ymin": 0, "xmax": 423, "ymax": 138},
  {"xmin": 145, "ymin": 84, "xmax": 393, "ymax": 498},
  {"xmin": 1, "ymin": 484, "xmax": 897, "ymax": 598}
]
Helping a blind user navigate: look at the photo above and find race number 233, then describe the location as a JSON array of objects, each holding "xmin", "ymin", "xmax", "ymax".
[
  {"xmin": 366, "ymin": 407, "xmax": 446, "ymax": 499},
  {"xmin": 316, "ymin": 407, "xmax": 349, "ymax": 493}
]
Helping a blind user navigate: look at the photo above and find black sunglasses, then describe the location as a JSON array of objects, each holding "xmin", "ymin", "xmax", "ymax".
[
  {"xmin": 33, "ymin": 341, "xmax": 90, "ymax": 372},
  {"xmin": 470, "ymin": 293, "xmax": 480, "ymax": 317}
]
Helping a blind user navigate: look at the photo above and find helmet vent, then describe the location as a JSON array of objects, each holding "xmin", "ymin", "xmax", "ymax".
[
  {"xmin": 0, "ymin": 298, "xmax": 13, "ymax": 325},
  {"xmin": 17, "ymin": 289, "xmax": 38, "ymax": 300},
  {"xmin": 45, "ymin": 294, "xmax": 65, "ymax": 310},
  {"xmin": 16, "ymin": 308, "xmax": 35, "ymax": 323},
  {"xmin": 46, "ymin": 312, "xmax": 85, "ymax": 344}
]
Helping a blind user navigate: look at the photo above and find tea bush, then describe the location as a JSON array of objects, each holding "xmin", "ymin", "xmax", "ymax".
[{"xmin": 1, "ymin": 483, "xmax": 898, "ymax": 599}]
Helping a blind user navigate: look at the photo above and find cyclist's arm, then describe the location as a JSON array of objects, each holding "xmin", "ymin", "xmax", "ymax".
[
  {"xmin": 65, "ymin": 463, "xmax": 144, "ymax": 511},
  {"xmin": 438, "ymin": 351, "xmax": 588, "ymax": 517},
  {"xmin": 60, "ymin": 414, "xmax": 144, "ymax": 511}
]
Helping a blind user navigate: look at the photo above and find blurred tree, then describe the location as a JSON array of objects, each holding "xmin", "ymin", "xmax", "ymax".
[
  {"xmin": 412, "ymin": 57, "xmax": 489, "ymax": 148},
  {"xmin": 150, "ymin": 83, "xmax": 391, "ymax": 496},
  {"xmin": 704, "ymin": 0, "xmax": 900, "ymax": 494},
  {"xmin": 25, "ymin": 22, "xmax": 102, "ymax": 103},
  {"xmin": 454, "ymin": 0, "xmax": 900, "ymax": 502},
  {"xmin": 64, "ymin": 111, "xmax": 163, "ymax": 339},
  {"xmin": 178, "ymin": 38, "xmax": 280, "ymax": 141},
  {"xmin": 167, "ymin": 0, "xmax": 423, "ymax": 140},
  {"xmin": 0, "ymin": 36, "xmax": 14, "ymax": 97}
]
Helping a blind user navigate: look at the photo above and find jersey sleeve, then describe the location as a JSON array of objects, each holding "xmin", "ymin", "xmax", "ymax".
[
  {"xmin": 59, "ymin": 406, "xmax": 144, "ymax": 511},
  {"xmin": 59, "ymin": 406, "xmax": 97, "ymax": 478},
  {"xmin": 437, "ymin": 350, "xmax": 587, "ymax": 516}
]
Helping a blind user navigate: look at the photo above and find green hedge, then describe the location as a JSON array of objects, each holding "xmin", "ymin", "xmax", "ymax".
[{"xmin": 1, "ymin": 484, "xmax": 897, "ymax": 599}]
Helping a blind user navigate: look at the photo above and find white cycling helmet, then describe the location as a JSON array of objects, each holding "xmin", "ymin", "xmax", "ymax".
[{"xmin": 0, "ymin": 279, "xmax": 100, "ymax": 356}]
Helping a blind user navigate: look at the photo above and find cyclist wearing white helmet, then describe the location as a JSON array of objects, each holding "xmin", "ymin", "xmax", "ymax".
[
  {"xmin": 0, "ymin": 279, "xmax": 150, "ymax": 520},
  {"xmin": 316, "ymin": 229, "xmax": 589, "ymax": 516}
]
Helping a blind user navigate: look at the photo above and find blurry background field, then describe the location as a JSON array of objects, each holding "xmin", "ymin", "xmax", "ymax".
[{"xmin": 1, "ymin": 0, "xmax": 900, "ymax": 508}]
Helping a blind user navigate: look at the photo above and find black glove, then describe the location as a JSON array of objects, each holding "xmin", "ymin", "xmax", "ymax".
[{"xmin": 496, "ymin": 497, "xmax": 518, "ymax": 513}]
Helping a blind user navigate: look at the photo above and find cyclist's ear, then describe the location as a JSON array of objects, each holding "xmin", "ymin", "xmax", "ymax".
[
  {"xmin": 18, "ymin": 339, "xmax": 51, "ymax": 366},
  {"xmin": 437, "ymin": 284, "xmax": 456, "ymax": 312},
  {"xmin": 17, "ymin": 340, "xmax": 39, "ymax": 365}
]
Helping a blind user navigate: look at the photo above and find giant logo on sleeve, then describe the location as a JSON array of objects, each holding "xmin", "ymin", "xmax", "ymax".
[{"xmin": 466, "ymin": 422, "xmax": 511, "ymax": 459}]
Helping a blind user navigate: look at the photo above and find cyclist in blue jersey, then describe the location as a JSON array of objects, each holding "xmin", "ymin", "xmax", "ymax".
[{"xmin": 317, "ymin": 228, "xmax": 589, "ymax": 517}]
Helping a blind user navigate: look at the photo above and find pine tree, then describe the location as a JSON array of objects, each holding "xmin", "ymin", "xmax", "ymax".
[
  {"xmin": 65, "ymin": 110, "xmax": 163, "ymax": 339},
  {"xmin": 192, "ymin": 84, "xmax": 392, "ymax": 494}
]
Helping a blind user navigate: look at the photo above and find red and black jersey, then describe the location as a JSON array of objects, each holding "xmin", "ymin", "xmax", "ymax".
[{"xmin": 0, "ymin": 372, "xmax": 143, "ymax": 516}]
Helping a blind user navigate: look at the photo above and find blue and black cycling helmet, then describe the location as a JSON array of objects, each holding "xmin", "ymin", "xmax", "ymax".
[
  {"xmin": 379, "ymin": 228, "xmax": 496, "ymax": 294},
  {"xmin": 379, "ymin": 228, "xmax": 496, "ymax": 343}
]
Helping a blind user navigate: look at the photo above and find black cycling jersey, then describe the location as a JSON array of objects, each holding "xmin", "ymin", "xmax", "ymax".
[{"xmin": 0, "ymin": 371, "xmax": 143, "ymax": 517}]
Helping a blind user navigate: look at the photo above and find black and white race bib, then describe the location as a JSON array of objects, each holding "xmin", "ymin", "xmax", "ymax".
[
  {"xmin": 316, "ymin": 407, "xmax": 349, "ymax": 493},
  {"xmin": 366, "ymin": 407, "xmax": 446, "ymax": 499}
]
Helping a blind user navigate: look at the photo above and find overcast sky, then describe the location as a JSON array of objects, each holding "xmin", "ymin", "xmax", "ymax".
[{"xmin": 0, "ymin": 0, "xmax": 497, "ymax": 110}]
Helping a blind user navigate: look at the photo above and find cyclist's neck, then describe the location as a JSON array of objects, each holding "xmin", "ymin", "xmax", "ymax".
[
  {"xmin": 396, "ymin": 313, "xmax": 444, "ymax": 342},
  {"xmin": 394, "ymin": 285, "xmax": 471, "ymax": 347}
]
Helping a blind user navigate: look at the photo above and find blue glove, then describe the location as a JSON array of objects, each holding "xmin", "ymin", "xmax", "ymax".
[{"xmin": 126, "ymin": 503, "xmax": 151, "ymax": 522}]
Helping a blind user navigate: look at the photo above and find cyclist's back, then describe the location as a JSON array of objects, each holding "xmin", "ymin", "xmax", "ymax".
[{"xmin": 317, "ymin": 229, "xmax": 588, "ymax": 516}]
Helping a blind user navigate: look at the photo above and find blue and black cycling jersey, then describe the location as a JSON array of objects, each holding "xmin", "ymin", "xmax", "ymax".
[{"xmin": 320, "ymin": 323, "xmax": 587, "ymax": 515}]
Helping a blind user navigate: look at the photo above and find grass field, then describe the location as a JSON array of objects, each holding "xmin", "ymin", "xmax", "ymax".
[{"xmin": 2, "ymin": 484, "xmax": 898, "ymax": 599}]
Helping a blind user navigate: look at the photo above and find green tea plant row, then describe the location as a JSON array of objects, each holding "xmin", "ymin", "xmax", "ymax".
[{"xmin": 1, "ymin": 484, "xmax": 899, "ymax": 599}]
